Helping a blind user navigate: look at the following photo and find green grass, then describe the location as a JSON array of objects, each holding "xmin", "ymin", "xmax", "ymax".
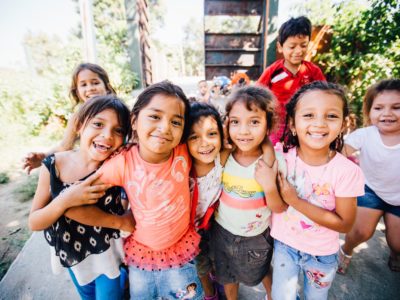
[
  {"xmin": 0, "ymin": 172, "xmax": 10, "ymax": 184},
  {"xmin": 14, "ymin": 173, "xmax": 39, "ymax": 203}
]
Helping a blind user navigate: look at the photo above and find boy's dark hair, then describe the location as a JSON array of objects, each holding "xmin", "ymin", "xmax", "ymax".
[
  {"xmin": 278, "ymin": 16, "xmax": 312, "ymax": 45},
  {"xmin": 363, "ymin": 79, "xmax": 400, "ymax": 125},
  {"xmin": 281, "ymin": 81, "xmax": 348, "ymax": 152},
  {"xmin": 76, "ymin": 95, "xmax": 132, "ymax": 140},
  {"xmin": 188, "ymin": 102, "xmax": 224, "ymax": 150},
  {"xmin": 70, "ymin": 63, "xmax": 116, "ymax": 106},
  {"xmin": 131, "ymin": 80, "xmax": 190, "ymax": 142},
  {"xmin": 226, "ymin": 85, "xmax": 277, "ymax": 134}
]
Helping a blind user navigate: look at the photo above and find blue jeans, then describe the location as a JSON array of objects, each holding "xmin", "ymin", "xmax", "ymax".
[
  {"xmin": 272, "ymin": 240, "xmax": 338, "ymax": 300},
  {"xmin": 128, "ymin": 261, "xmax": 204, "ymax": 300},
  {"xmin": 68, "ymin": 267, "xmax": 126, "ymax": 300}
]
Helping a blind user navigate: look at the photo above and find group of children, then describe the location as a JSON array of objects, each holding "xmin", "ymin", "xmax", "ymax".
[{"xmin": 23, "ymin": 15, "xmax": 399, "ymax": 300}]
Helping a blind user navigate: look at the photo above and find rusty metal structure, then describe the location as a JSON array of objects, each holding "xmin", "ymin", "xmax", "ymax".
[
  {"xmin": 204, "ymin": 0, "xmax": 274, "ymax": 81},
  {"xmin": 125, "ymin": 0, "xmax": 152, "ymax": 87}
]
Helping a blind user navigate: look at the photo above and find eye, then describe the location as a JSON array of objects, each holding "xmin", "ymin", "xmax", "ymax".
[
  {"xmin": 373, "ymin": 106, "xmax": 382, "ymax": 111},
  {"xmin": 209, "ymin": 131, "xmax": 219, "ymax": 137},
  {"xmin": 188, "ymin": 134, "xmax": 198, "ymax": 141},
  {"xmin": 250, "ymin": 120, "xmax": 260, "ymax": 125},
  {"xmin": 149, "ymin": 114, "xmax": 160, "ymax": 120},
  {"xmin": 327, "ymin": 114, "xmax": 339, "ymax": 119},
  {"xmin": 171, "ymin": 120, "xmax": 183, "ymax": 127},
  {"xmin": 230, "ymin": 119, "xmax": 238, "ymax": 125},
  {"xmin": 114, "ymin": 127, "xmax": 124, "ymax": 136},
  {"xmin": 302, "ymin": 113, "xmax": 313, "ymax": 118},
  {"xmin": 92, "ymin": 122, "xmax": 103, "ymax": 128}
]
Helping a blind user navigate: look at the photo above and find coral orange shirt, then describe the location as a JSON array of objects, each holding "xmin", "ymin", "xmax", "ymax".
[{"xmin": 100, "ymin": 144, "xmax": 191, "ymax": 251}]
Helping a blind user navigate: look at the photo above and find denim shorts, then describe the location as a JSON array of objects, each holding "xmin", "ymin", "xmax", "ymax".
[
  {"xmin": 272, "ymin": 240, "xmax": 338, "ymax": 300},
  {"xmin": 128, "ymin": 261, "xmax": 204, "ymax": 300},
  {"xmin": 210, "ymin": 222, "xmax": 273, "ymax": 286},
  {"xmin": 194, "ymin": 229, "xmax": 213, "ymax": 277},
  {"xmin": 358, "ymin": 185, "xmax": 400, "ymax": 217}
]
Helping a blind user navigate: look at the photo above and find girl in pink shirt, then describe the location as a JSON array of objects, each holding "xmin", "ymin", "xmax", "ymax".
[
  {"xmin": 100, "ymin": 81, "xmax": 204, "ymax": 299},
  {"xmin": 270, "ymin": 81, "xmax": 364, "ymax": 300}
]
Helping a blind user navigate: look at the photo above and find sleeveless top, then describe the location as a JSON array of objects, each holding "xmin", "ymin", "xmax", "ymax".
[{"xmin": 42, "ymin": 154, "xmax": 125, "ymax": 268}]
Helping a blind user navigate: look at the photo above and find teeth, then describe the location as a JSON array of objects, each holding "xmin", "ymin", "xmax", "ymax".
[
  {"xmin": 93, "ymin": 142, "xmax": 111, "ymax": 151},
  {"xmin": 308, "ymin": 133, "xmax": 325, "ymax": 139}
]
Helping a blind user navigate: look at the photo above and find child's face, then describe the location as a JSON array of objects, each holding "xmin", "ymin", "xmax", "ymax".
[
  {"xmin": 198, "ymin": 82, "xmax": 208, "ymax": 96},
  {"xmin": 79, "ymin": 109, "xmax": 124, "ymax": 162},
  {"xmin": 369, "ymin": 91, "xmax": 400, "ymax": 135},
  {"xmin": 133, "ymin": 94, "xmax": 185, "ymax": 163},
  {"xmin": 188, "ymin": 116, "xmax": 221, "ymax": 165},
  {"xmin": 228, "ymin": 102, "xmax": 268, "ymax": 153},
  {"xmin": 292, "ymin": 90, "xmax": 344, "ymax": 152},
  {"xmin": 278, "ymin": 35, "xmax": 309, "ymax": 68},
  {"xmin": 77, "ymin": 69, "xmax": 108, "ymax": 102}
]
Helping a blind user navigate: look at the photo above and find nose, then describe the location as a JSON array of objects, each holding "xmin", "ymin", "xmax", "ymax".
[
  {"xmin": 158, "ymin": 118, "xmax": 171, "ymax": 133},
  {"xmin": 101, "ymin": 127, "xmax": 113, "ymax": 139},
  {"xmin": 313, "ymin": 115, "xmax": 326, "ymax": 127},
  {"xmin": 238, "ymin": 123, "xmax": 250, "ymax": 134}
]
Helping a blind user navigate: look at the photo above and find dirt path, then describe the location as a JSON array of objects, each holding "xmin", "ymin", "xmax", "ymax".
[{"xmin": 0, "ymin": 176, "xmax": 33, "ymax": 279}]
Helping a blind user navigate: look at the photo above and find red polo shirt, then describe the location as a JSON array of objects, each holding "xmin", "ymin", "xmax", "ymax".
[{"xmin": 257, "ymin": 59, "xmax": 326, "ymax": 143}]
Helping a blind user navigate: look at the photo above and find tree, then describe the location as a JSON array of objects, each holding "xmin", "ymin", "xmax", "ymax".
[{"xmin": 313, "ymin": 0, "xmax": 400, "ymax": 118}]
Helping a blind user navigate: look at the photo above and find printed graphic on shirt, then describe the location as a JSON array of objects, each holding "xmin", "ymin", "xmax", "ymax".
[
  {"xmin": 284, "ymin": 168, "xmax": 335, "ymax": 235},
  {"xmin": 271, "ymin": 71, "xmax": 289, "ymax": 83},
  {"xmin": 175, "ymin": 282, "xmax": 197, "ymax": 299}
]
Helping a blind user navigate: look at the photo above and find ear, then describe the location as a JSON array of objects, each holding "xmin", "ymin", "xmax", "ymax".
[
  {"xmin": 277, "ymin": 42, "xmax": 283, "ymax": 53},
  {"xmin": 288, "ymin": 118, "xmax": 295, "ymax": 133},
  {"xmin": 131, "ymin": 115, "xmax": 137, "ymax": 131}
]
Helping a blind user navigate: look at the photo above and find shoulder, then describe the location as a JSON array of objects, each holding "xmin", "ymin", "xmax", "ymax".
[
  {"xmin": 302, "ymin": 61, "xmax": 325, "ymax": 77},
  {"xmin": 257, "ymin": 60, "xmax": 284, "ymax": 84}
]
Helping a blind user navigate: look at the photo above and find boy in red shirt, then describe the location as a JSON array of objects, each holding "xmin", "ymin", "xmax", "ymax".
[{"xmin": 257, "ymin": 16, "xmax": 326, "ymax": 144}]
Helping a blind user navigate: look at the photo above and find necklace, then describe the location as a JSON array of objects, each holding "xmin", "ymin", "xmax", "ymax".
[{"xmin": 291, "ymin": 148, "xmax": 333, "ymax": 189}]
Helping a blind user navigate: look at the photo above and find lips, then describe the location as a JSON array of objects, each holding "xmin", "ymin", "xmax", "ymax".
[
  {"xmin": 93, "ymin": 141, "xmax": 112, "ymax": 152},
  {"xmin": 198, "ymin": 148, "xmax": 215, "ymax": 155},
  {"xmin": 151, "ymin": 135, "xmax": 171, "ymax": 143},
  {"xmin": 307, "ymin": 132, "xmax": 327, "ymax": 139}
]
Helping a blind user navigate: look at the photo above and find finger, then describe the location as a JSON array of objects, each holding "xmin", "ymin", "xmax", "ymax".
[
  {"xmin": 89, "ymin": 184, "xmax": 112, "ymax": 193},
  {"xmin": 84, "ymin": 171, "xmax": 103, "ymax": 185}
]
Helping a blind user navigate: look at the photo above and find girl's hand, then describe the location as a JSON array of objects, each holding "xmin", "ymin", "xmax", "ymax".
[
  {"xmin": 23, "ymin": 152, "xmax": 46, "ymax": 174},
  {"xmin": 255, "ymin": 159, "xmax": 278, "ymax": 191},
  {"xmin": 222, "ymin": 117, "xmax": 233, "ymax": 149},
  {"xmin": 59, "ymin": 172, "xmax": 112, "ymax": 209},
  {"xmin": 277, "ymin": 172, "xmax": 298, "ymax": 205},
  {"xmin": 119, "ymin": 211, "xmax": 136, "ymax": 233}
]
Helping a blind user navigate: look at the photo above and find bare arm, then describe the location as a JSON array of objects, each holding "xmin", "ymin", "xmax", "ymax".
[
  {"xmin": 23, "ymin": 113, "xmax": 78, "ymax": 174},
  {"xmin": 342, "ymin": 144, "xmax": 357, "ymax": 157},
  {"xmin": 277, "ymin": 172, "xmax": 357, "ymax": 233},
  {"xmin": 255, "ymin": 159, "xmax": 288, "ymax": 213},
  {"xmin": 261, "ymin": 137, "xmax": 275, "ymax": 167},
  {"xmin": 29, "ymin": 171, "xmax": 108, "ymax": 231},
  {"xmin": 65, "ymin": 206, "xmax": 136, "ymax": 232}
]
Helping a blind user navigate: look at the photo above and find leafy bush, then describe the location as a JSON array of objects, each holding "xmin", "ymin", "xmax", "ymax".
[
  {"xmin": 0, "ymin": 172, "xmax": 9, "ymax": 184},
  {"xmin": 315, "ymin": 0, "xmax": 400, "ymax": 119},
  {"xmin": 14, "ymin": 173, "xmax": 39, "ymax": 203}
]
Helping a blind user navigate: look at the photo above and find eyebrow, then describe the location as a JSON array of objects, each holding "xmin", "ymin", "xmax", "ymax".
[{"xmin": 147, "ymin": 108, "xmax": 184, "ymax": 119}]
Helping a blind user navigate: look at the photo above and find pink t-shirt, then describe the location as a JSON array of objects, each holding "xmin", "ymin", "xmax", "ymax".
[
  {"xmin": 271, "ymin": 147, "xmax": 364, "ymax": 255},
  {"xmin": 100, "ymin": 144, "xmax": 191, "ymax": 251}
]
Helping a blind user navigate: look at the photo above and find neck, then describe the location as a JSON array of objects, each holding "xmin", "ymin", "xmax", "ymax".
[
  {"xmin": 284, "ymin": 60, "xmax": 301, "ymax": 75},
  {"xmin": 297, "ymin": 146, "xmax": 332, "ymax": 166},
  {"xmin": 233, "ymin": 146, "xmax": 262, "ymax": 166},
  {"xmin": 138, "ymin": 146, "xmax": 172, "ymax": 164},
  {"xmin": 76, "ymin": 150, "xmax": 101, "ymax": 172},
  {"xmin": 193, "ymin": 159, "xmax": 215, "ymax": 177},
  {"xmin": 378, "ymin": 130, "xmax": 400, "ymax": 146}
]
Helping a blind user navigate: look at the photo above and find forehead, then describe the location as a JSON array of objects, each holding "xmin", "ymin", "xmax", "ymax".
[
  {"xmin": 143, "ymin": 94, "xmax": 185, "ymax": 115},
  {"xmin": 192, "ymin": 116, "xmax": 219, "ymax": 132},
  {"xmin": 77, "ymin": 69, "xmax": 101, "ymax": 80},
  {"xmin": 230, "ymin": 101, "xmax": 266, "ymax": 116},
  {"xmin": 283, "ymin": 35, "xmax": 310, "ymax": 45},
  {"xmin": 373, "ymin": 91, "xmax": 400, "ymax": 104},
  {"xmin": 296, "ymin": 90, "xmax": 343, "ymax": 111}
]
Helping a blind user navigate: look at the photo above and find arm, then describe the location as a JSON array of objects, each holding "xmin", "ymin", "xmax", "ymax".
[
  {"xmin": 23, "ymin": 113, "xmax": 78, "ymax": 174},
  {"xmin": 261, "ymin": 137, "xmax": 275, "ymax": 167},
  {"xmin": 277, "ymin": 172, "xmax": 357, "ymax": 233},
  {"xmin": 342, "ymin": 144, "xmax": 358, "ymax": 158},
  {"xmin": 255, "ymin": 159, "xmax": 288, "ymax": 213},
  {"xmin": 29, "ymin": 171, "xmax": 109, "ymax": 231},
  {"xmin": 65, "ymin": 206, "xmax": 136, "ymax": 232}
]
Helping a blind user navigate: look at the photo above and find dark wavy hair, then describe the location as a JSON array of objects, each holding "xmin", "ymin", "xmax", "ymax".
[
  {"xmin": 75, "ymin": 94, "xmax": 132, "ymax": 141},
  {"xmin": 226, "ymin": 85, "xmax": 277, "ymax": 134},
  {"xmin": 278, "ymin": 16, "xmax": 312, "ymax": 45},
  {"xmin": 363, "ymin": 79, "xmax": 400, "ymax": 125},
  {"xmin": 131, "ymin": 80, "xmax": 190, "ymax": 142},
  {"xmin": 70, "ymin": 63, "xmax": 116, "ymax": 106},
  {"xmin": 281, "ymin": 81, "xmax": 348, "ymax": 152},
  {"xmin": 188, "ymin": 101, "xmax": 224, "ymax": 149}
]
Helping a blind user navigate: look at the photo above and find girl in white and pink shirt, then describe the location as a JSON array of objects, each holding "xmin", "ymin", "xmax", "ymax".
[{"xmin": 270, "ymin": 81, "xmax": 364, "ymax": 300}]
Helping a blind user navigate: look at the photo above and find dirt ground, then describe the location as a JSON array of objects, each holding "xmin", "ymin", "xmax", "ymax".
[{"xmin": 0, "ymin": 175, "xmax": 34, "ymax": 279}]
